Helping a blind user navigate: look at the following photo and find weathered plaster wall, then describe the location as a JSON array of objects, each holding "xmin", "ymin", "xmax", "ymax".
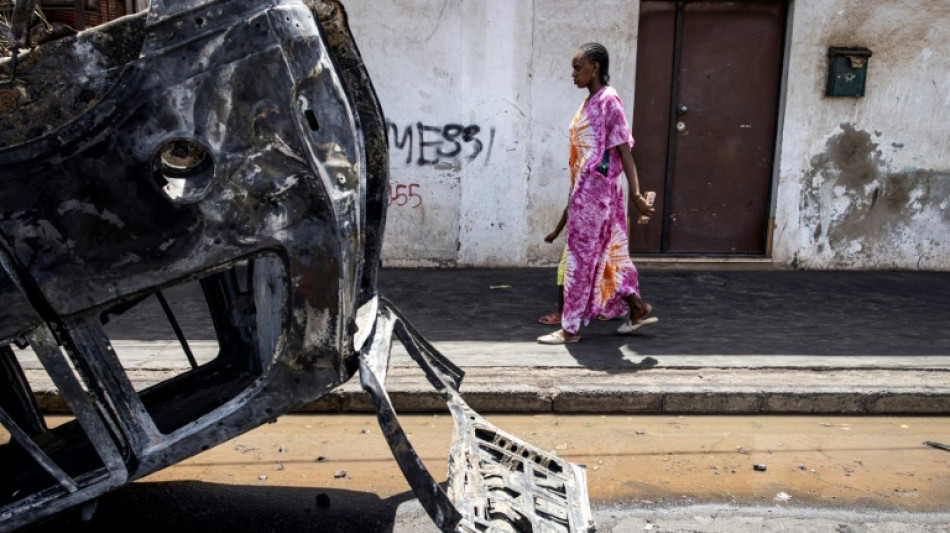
[
  {"xmin": 344, "ymin": 1, "xmax": 472, "ymax": 266},
  {"xmin": 775, "ymin": 0, "xmax": 950, "ymax": 270},
  {"xmin": 345, "ymin": 1, "xmax": 948, "ymax": 270},
  {"xmin": 525, "ymin": 1, "xmax": 640, "ymax": 265},
  {"xmin": 344, "ymin": 0, "xmax": 639, "ymax": 267}
]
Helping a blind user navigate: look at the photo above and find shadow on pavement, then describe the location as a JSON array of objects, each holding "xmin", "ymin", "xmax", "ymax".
[{"xmin": 28, "ymin": 481, "xmax": 421, "ymax": 533}]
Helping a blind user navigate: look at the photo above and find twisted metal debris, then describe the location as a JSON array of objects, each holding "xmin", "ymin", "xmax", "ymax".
[{"xmin": 0, "ymin": 1, "xmax": 593, "ymax": 531}]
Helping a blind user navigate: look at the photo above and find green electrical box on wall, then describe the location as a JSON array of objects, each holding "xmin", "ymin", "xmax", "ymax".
[{"xmin": 826, "ymin": 47, "xmax": 872, "ymax": 97}]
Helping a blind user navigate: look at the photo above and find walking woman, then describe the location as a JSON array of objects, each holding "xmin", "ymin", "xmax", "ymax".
[{"xmin": 537, "ymin": 43, "xmax": 657, "ymax": 344}]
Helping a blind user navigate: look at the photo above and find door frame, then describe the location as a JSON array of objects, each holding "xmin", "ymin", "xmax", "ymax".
[{"xmin": 766, "ymin": 0, "xmax": 795, "ymax": 258}]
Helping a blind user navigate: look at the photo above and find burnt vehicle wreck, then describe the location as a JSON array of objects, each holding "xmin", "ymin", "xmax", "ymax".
[{"xmin": 0, "ymin": 0, "xmax": 593, "ymax": 531}]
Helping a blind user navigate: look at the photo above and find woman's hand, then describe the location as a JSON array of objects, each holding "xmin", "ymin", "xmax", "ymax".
[
  {"xmin": 546, "ymin": 206, "xmax": 569, "ymax": 242},
  {"xmin": 633, "ymin": 194, "xmax": 655, "ymax": 217}
]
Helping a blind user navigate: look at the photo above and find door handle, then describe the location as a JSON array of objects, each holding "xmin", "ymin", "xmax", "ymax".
[{"xmin": 677, "ymin": 104, "xmax": 688, "ymax": 115}]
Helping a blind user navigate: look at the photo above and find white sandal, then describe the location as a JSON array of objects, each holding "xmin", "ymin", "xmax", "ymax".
[
  {"xmin": 537, "ymin": 329, "xmax": 580, "ymax": 345},
  {"xmin": 617, "ymin": 316, "xmax": 659, "ymax": 335}
]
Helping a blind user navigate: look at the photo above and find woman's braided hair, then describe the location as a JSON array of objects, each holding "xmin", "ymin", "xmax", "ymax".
[{"xmin": 580, "ymin": 42, "xmax": 610, "ymax": 84}]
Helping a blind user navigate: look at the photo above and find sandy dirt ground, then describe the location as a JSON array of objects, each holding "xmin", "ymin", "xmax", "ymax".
[
  {"xmin": 7, "ymin": 414, "xmax": 950, "ymax": 531},
  {"xmin": 121, "ymin": 413, "xmax": 950, "ymax": 512}
]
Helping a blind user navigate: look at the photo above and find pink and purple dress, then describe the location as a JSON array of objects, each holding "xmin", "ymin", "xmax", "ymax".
[{"xmin": 561, "ymin": 86, "xmax": 641, "ymax": 335}]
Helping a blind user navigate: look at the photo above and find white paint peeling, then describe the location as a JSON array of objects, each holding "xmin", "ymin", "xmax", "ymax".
[
  {"xmin": 262, "ymin": 209, "xmax": 292, "ymax": 242},
  {"xmin": 110, "ymin": 253, "xmax": 141, "ymax": 269},
  {"xmin": 301, "ymin": 307, "xmax": 331, "ymax": 353},
  {"xmin": 830, "ymin": 193, "xmax": 852, "ymax": 222},
  {"xmin": 271, "ymin": 136, "xmax": 308, "ymax": 165},
  {"xmin": 270, "ymin": 175, "xmax": 300, "ymax": 197},
  {"xmin": 57, "ymin": 200, "xmax": 126, "ymax": 228},
  {"xmin": 70, "ymin": 39, "xmax": 108, "ymax": 80}
]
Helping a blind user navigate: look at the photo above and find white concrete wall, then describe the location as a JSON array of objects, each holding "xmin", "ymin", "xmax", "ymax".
[
  {"xmin": 344, "ymin": 0, "xmax": 950, "ymax": 270},
  {"xmin": 345, "ymin": 1, "xmax": 469, "ymax": 266},
  {"xmin": 525, "ymin": 1, "xmax": 640, "ymax": 265},
  {"xmin": 774, "ymin": 0, "xmax": 950, "ymax": 270},
  {"xmin": 344, "ymin": 0, "xmax": 639, "ymax": 267}
]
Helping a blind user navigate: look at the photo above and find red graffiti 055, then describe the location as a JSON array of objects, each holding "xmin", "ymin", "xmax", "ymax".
[{"xmin": 388, "ymin": 183, "xmax": 422, "ymax": 208}]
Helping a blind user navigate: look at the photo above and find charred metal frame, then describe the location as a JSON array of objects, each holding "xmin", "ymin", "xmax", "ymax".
[
  {"xmin": 0, "ymin": 1, "xmax": 593, "ymax": 531},
  {"xmin": 362, "ymin": 300, "xmax": 593, "ymax": 532}
]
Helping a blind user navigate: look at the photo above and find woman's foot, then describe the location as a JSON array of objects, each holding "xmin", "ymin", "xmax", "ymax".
[
  {"xmin": 617, "ymin": 315, "xmax": 658, "ymax": 334},
  {"xmin": 537, "ymin": 329, "xmax": 580, "ymax": 344},
  {"xmin": 630, "ymin": 298, "xmax": 653, "ymax": 323},
  {"xmin": 617, "ymin": 296, "xmax": 657, "ymax": 334},
  {"xmin": 538, "ymin": 313, "xmax": 561, "ymax": 325}
]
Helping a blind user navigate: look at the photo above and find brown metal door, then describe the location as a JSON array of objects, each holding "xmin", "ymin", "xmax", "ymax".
[{"xmin": 630, "ymin": 0, "xmax": 786, "ymax": 254}]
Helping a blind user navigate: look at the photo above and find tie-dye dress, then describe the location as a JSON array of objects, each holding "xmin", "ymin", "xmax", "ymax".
[{"xmin": 561, "ymin": 86, "xmax": 640, "ymax": 335}]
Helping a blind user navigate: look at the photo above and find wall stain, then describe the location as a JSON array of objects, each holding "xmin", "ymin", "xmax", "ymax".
[{"xmin": 802, "ymin": 123, "xmax": 950, "ymax": 268}]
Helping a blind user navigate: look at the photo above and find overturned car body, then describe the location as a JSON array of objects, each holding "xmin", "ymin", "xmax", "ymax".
[{"xmin": 0, "ymin": 0, "xmax": 593, "ymax": 531}]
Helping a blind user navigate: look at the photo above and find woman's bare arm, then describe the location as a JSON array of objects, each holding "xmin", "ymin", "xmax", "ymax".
[{"xmin": 616, "ymin": 143, "xmax": 654, "ymax": 217}]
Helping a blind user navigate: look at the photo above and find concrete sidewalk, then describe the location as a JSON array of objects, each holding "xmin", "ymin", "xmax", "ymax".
[{"xmin": 18, "ymin": 268, "xmax": 950, "ymax": 414}]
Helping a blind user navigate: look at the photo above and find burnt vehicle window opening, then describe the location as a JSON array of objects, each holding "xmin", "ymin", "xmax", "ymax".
[
  {"xmin": 0, "ymin": 346, "xmax": 110, "ymax": 510},
  {"xmin": 98, "ymin": 257, "xmax": 283, "ymax": 435}
]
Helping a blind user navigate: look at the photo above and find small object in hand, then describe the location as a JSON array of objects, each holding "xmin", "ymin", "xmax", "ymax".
[{"xmin": 637, "ymin": 191, "xmax": 656, "ymax": 225}]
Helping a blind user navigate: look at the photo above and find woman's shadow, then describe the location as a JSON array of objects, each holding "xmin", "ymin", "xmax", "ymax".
[{"xmin": 562, "ymin": 317, "xmax": 661, "ymax": 372}]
